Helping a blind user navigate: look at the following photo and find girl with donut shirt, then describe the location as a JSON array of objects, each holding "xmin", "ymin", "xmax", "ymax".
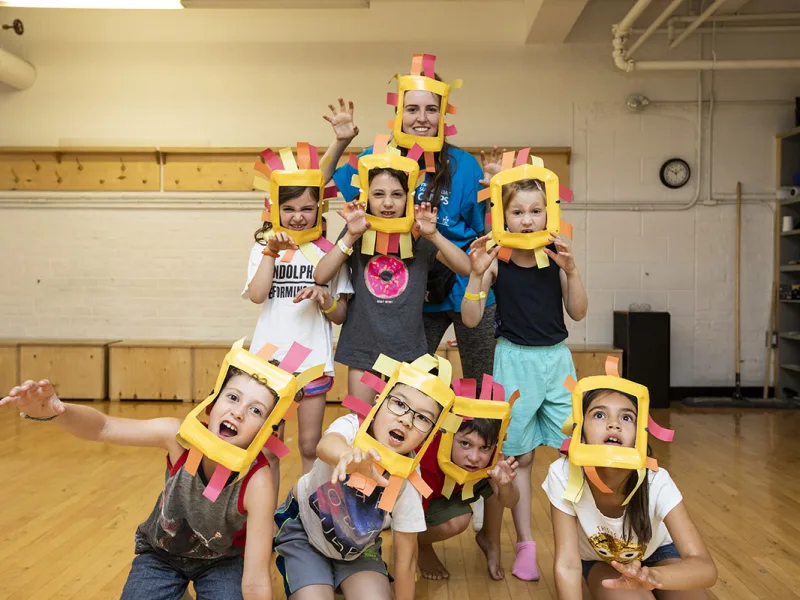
[{"xmin": 314, "ymin": 167, "xmax": 471, "ymax": 404}]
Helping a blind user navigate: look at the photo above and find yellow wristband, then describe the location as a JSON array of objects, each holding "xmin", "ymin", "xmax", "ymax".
[
  {"xmin": 464, "ymin": 291, "xmax": 486, "ymax": 301},
  {"xmin": 321, "ymin": 296, "xmax": 338, "ymax": 314},
  {"xmin": 337, "ymin": 239, "xmax": 353, "ymax": 256}
]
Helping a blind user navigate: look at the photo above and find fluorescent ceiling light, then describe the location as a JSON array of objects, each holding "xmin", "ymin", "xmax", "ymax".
[{"xmin": 0, "ymin": 1, "xmax": 182, "ymax": 8}]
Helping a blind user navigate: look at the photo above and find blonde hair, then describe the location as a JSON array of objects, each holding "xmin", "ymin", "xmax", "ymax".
[{"xmin": 501, "ymin": 178, "xmax": 545, "ymax": 211}]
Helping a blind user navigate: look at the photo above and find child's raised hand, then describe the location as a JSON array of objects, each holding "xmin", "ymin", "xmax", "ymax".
[
  {"xmin": 267, "ymin": 232, "xmax": 298, "ymax": 254},
  {"xmin": 488, "ymin": 455, "xmax": 518, "ymax": 487},
  {"xmin": 469, "ymin": 235, "xmax": 500, "ymax": 276},
  {"xmin": 336, "ymin": 201, "xmax": 370, "ymax": 238},
  {"xmin": 603, "ymin": 560, "xmax": 663, "ymax": 591},
  {"xmin": 479, "ymin": 146, "xmax": 504, "ymax": 187},
  {"xmin": 323, "ymin": 98, "xmax": 359, "ymax": 142},
  {"xmin": 545, "ymin": 234, "xmax": 576, "ymax": 274},
  {"xmin": 293, "ymin": 285, "xmax": 331, "ymax": 307},
  {"xmin": 414, "ymin": 202, "xmax": 439, "ymax": 239},
  {"xmin": 0, "ymin": 379, "xmax": 64, "ymax": 419},
  {"xmin": 331, "ymin": 447, "xmax": 389, "ymax": 487}
]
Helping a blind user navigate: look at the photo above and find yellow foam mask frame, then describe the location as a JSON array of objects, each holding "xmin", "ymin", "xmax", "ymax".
[
  {"xmin": 177, "ymin": 338, "xmax": 325, "ymax": 502},
  {"xmin": 436, "ymin": 374, "xmax": 518, "ymax": 501},
  {"xmin": 559, "ymin": 357, "xmax": 675, "ymax": 506},
  {"xmin": 252, "ymin": 144, "xmax": 338, "ymax": 248},
  {"xmin": 386, "ymin": 53, "xmax": 462, "ymax": 152},
  {"xmin": 342, "ymin": 353, "xmax": 459, "ymax": 512}
]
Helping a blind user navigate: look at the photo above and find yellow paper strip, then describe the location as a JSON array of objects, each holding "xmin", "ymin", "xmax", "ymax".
[
  {"xmin": 399, "ymin": 232, "xmax": 413, "ymax": 258},
  {"xmin": 279, "ymin": 147, "xmax": 298, "ymax": 172},
  {"xmin": 622, "ymin": 468, "xmax": 647, "ymax": 506},
  {"xmin": 531, "ymin": 155, "xmax": 544, "ymax": 167},
  {"xmin": 298, "ymin": 243, "xmax": 321, "ymax": 267},
  {"xmin": 534, "ymin": 247, "xmax": 550, "ymax": 269},
  {"xmin": 295, "ymin": 363, "xmax": 326, "ymax": 390},
  {"xmin": 350, "ymin": 173, "xmax": 360, "ymax": 189},
  {"xmin": 442, "ymin": 413, "xmax": 463, "ymax": 433},
  {"xmin": 373, "ymin": 354, "xmax": 400, "ymax": 378},
  {"xmin": 362, "ymin": 229, "xmax": 377, "ymax": 255},
  {"xmin": 450, "ymin": 78, "xmax": 464, "ymax": 90},
  {"xmin": 441, "ymin": 475, "xmax": 456, "ymax": 499},
  {"xmin": 461, "ymin": 480, "xmax": 475, "ymax": 501},
  {"xmin": 563, "ymin": 461, "xmax": 585, "ymax": 503},
  {"xmin": 253, "ymin": 175, "xmax": 271, "ymax": 192},
  {"xmin": 387, "ymin": 145, "xmax": 402, "ymax": 156},
  {"xmin": 411, "ymin": 354, "xmax": 438, "ymax": 372},
  {"xmin": 436, "ymin": 355, "xmax": 452, "ymax": 386}
]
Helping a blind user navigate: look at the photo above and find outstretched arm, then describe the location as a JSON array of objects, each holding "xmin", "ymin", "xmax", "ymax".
[{"xmin": 320, "ymin": 98, "xmax": 359, "ymax": 184}]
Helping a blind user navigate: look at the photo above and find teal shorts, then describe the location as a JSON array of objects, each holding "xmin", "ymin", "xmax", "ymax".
[{"xmin": 493, "ymin": 338, "xmax": 576, "ymax": 456}]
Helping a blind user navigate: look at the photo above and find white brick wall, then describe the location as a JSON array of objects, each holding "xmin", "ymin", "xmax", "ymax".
[{"xmin": 0, "ymin": 8, "xmax": 798, "ymax": 387}]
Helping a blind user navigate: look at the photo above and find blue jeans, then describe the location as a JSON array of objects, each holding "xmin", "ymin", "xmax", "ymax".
[
  {"xmin": 582, "ymin": 542, "xmax": 681, "ymax": 581},
  {"xmin": 120, "ymin": 547, "xmax": 245, "ymax": 600}
]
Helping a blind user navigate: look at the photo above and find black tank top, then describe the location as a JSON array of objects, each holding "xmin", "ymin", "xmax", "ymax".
[{"xmin": 492, "ymin": 245, "xmax": 568, "ymax": 346}]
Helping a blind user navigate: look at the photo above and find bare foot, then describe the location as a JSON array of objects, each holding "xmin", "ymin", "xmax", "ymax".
[
  {"xmin": 419, "ymin": 543, "xmax": 450, "ymax": 580},
  {"xmin": 476, "ymin": 529, "xmax": 505, "ymax": 580}
]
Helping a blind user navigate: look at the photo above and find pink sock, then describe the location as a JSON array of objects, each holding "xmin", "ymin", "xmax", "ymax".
[{"xmin": 512, "ymin": 541, "xmax": 540, "ymax": 581}]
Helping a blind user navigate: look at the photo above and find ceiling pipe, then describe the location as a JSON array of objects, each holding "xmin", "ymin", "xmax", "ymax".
[
  {"xmin": 670, "ymin": 0, "xmax": 731, "ymax": 49},
  {"xmin": 627, "ymin": 0, "xmax": 684, "ymax": 58},
  {"xmin": 633, "ymin": 25, "xmax": 800, "ymax": 35},
  {"xmin": 670, "ymin": 12, "xmax": 800, "ymax": 23},
  {"xmin": 0, "ymin": 47, "xmax": 35, "ymax": 90},
  {"xmin": 614, "ymin": 0, "xmax": 654, "ymax": 36}
]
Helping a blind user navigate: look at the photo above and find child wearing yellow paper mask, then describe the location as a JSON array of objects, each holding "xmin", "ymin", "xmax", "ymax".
[
  {"xmin": 544, "ymin": 389, "xmax": 716, "ymax": 599},
  {"xmin": 1, "ymin": 370, "xmax": 279, "ymax": 600},
  {"xmin": 417, "ymin": 418, "xmax": 519, "ymax": 581},
  {"xmin": 245, "ymin": 99, "xmax": 357, "ymax": 482},
  {"xmin": 314, "ymin": 167, "xmax": 471, "ymax": 405},
  {"xmin": 272, "ymin": 382, "xmax": 442, "ymax": 600},
  {"xmin": 461, "ymin": 178, "xmax": 588, "ymax": 580}
]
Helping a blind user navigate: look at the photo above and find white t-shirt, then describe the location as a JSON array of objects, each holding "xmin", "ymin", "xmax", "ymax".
[
  {"xmin": 543, "ymin": 457, "xmax": 683, "ymax": 564},
  {"xmin": 243, "ymin": 242, "xmax": 353, "ymax": 377},
  {"xmin": 296, "ymin": 414, "xmax": 426, "ymax": 561}
]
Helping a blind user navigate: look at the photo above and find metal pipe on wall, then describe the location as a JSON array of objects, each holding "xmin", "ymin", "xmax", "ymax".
[{"xmin": 670, "ymin": 0, "xmax": 731, "ymax": 49}]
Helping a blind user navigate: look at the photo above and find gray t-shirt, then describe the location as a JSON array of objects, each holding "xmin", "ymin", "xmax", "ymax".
[{"xmin": 335, "ymin": 229, "xmax": 438, "ymax": 370}]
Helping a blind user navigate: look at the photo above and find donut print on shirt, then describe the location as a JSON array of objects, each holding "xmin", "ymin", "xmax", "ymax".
[{"xmin": 364, "ymin": 255, "xmax": 409, "ymax": 300}]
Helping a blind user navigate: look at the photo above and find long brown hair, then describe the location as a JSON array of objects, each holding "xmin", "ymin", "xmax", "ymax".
[
  {"xmin": 254, "ymin": 185, "xmax": 320, "ymax": 246},
  {"xmin": 581, "ymin": 388, "xmax": 652, "ymax": 545}
]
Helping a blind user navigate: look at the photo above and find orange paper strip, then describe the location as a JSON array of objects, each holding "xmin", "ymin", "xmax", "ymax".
[
  {"xmin": 410, "ymin": 54, "xmax": 423, "ymax": 76},
  {"xmin": 260, "ymin": 209, "xmax": 271, "ymax": 223},
  {"xmin": 253, "ymin": 160, "xmax": 272, "ymax": 179},
  {"xmin": 585, "ymin": 466, "xmax": 613, "ymax": 493},
  {"xmin": 563, "ymin": 374, "xmax": 577, "ymax": 392},
  {"xmin": 373, "ymin": 134, "xmax": 390, "ymax": 155},
  {"xmin": 378, "ymin": 474, "xmax": 404, "ymax": 512},
  {"xmin": 508, "ymin": 389, "xmax": 521, "ymax": 409},
  {"xmin": 605, "ymin": 356, "xmax": 620, "ymax": 378},
  {"xmin": 561, "ymin": 221, "xmax": 573, "ymax": 240},
  {"xmin": 477, "ymin": 187, "xmax": 491, "ymax": 202},
  {"xmin": 184, "ymin": 446, "xmax": 202, "ymax": 476},
  {"xmin": 256, "ymin": 343, "xmax": 279, "ymax": 362},
  {"xmin": 407, "ymin": 471, "xmax": 433, "ymax": 498},
  {"xmin": 283, "ymin": 400, "xmax": 299, "ymax": 421},
  {"xmin": 296, "ymin": 142, "xmax": 311, "ymax": 170},
  {"xmin": 497, "ymin": 246, "xmax": 513, "ymax": 263},
  {"xmin": 387, "ymin": 119, "xmax": 396, "ymax": 130},
  {"xmin": 446, "ymin": 104, "xmax": 457, "ymax": 115},
  {"xmin": 424, "ymin": 152, "xmax": 436, "ymax": 173},
  {"xmin": 646, "ymin": 457, "xmax": 659, "ymax": 472},
  {"xmin": 281, "ymin": 249, "xmax": 296, "ymax": 263},
  {"xmin": 501, "ymin": 151, "xmax": 514, "ymax": 171},
  {"xmin": 375, "ymin": 231, "xmax": 390, "ymax": 256},
  {"xmin": 347, "ymin": 472, "xmax": 368, "ymax": 491}
]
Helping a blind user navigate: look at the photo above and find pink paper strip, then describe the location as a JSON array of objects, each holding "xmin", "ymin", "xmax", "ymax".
[
  {"xmin": 444, "ymin": 124, "xmax": 458, "ymax": 137},
  {"xmin": 260, "ymin": 148, "xmax": 284, "ymax": 172},
  {"xmin": 452, "ymin": 378, "xmax": 463, "ymax": 396},
  {"xmin": 406, "ymin": 143, "xmax": 424, "ymax": 163},
  {"xmin": 422, "ymin": 53, "xmax": 436, "ymax": 77},
  {"xmin": 312, "ymin": 236, "xmax": 334, "ymax": 252},
  {"xmin": 387, "ymin": 233, "xmax": 400, "ymax": 254},
  {"xmin": 309, "ymin": 144, "xmax": 320, "ymax": 169},
  {"xmin": 323, "ymin": 184, "xmax": 339, "ymax": 199},
  {"xmin": 559, "ymin": 184, "xmax": 574, "ymax": 203},
  {"xmin": 492, "ymin": 382, "xmax": 505, "ymax": 402},
  {"xmin": 559, "ymin": 438, "xmax": 571, "ymax": 454},
  {"xmin": 348, "ymin": 153, "xmax": 359, "ymax": 168},
  {"xmin": 648, "ymin": 416, "xmax": 675, "ymax": 442},
  {"xmin": 480, "ymin": 374, "xmax": 493, "ymax": 399},
  {"xmin": 360, "ymin": 371, "xmax": 387, "ymax": 393},
  {"xmin": 265, "ymin": 434, "xmax": 290, "ymax": 459},
  {"xmin": 386, "ymin": 92, "xmax": 398, "ymax": 106},
  {"xmin": 264, "ymin": 197, "xmax": 271, "ymax": 208},
  {"xmin": 202, "ymin": 464, "xmax": 232, "ymax": 502},
  {"xmin": 343, "ymin": 394, "xmax": 374, "ymax": 418},
  {"xmin": 461, "ymin": 378, "xmax": 477, "ymax": 400},
  {"xmin": 515, "ymin": 147, "xmax": 531, "ymax": 167},
  {"xmin": 278, "ymin": 341, "xmax": 312, "ymax": 374},
  {"xmin": 485, "ymin": 213, "xmax": 492, "ymax": 227}
]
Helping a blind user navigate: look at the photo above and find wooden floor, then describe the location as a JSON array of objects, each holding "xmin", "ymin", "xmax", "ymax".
[{"xmin": 1, "ymin": 402, "xmax": 799, "ymax": 600}]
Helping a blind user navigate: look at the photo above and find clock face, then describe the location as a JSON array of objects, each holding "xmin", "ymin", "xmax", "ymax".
[{"xmin": 660, "ymin": 159, "xmax": 690, "ymax": 189}]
